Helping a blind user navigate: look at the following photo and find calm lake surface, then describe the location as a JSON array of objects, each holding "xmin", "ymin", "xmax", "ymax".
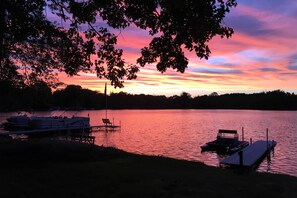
[{"xmin": 1, "ymin": 109, "xmax": 297, "ymax": 177}]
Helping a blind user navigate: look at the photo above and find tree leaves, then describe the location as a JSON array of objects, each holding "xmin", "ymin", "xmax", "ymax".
[{"xmin": 0, "ymin": 0, "xmax": 237, "ymax": 88}]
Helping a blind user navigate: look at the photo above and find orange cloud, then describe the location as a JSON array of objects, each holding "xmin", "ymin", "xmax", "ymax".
[{"xmin": 58, "ymin": 2, "xmax": 297, "ymax": 96}]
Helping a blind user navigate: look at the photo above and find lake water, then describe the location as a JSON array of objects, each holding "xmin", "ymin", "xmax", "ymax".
[{"xmin": 1, "ymin": 109, "xmax": 297, "ymax": 177}]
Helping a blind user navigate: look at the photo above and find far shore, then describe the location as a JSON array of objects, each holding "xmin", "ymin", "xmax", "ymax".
[{"xmin": 0, "ymin": 137, "xmax": 296, "ymax": 197}]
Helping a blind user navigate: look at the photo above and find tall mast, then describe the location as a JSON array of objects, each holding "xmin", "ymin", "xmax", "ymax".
[{"xmin": 104, "ymin": 82, "xmax": 107, "ymax": 119}]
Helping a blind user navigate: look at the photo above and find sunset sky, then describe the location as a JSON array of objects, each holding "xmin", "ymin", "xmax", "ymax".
[{"xmin": 60, "ymin": 0, "xmax": 297, "ymax": 96}]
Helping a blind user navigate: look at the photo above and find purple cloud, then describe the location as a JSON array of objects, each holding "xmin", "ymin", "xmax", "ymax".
[
  {"xmin": 191, "ymin": 68, "xmax": 243, "ymax": 74},
  {"xmin": 226, "ymin": 15, "xmax": 281, "ymax": 37},
  {"xmin": 288, "ymin": 65, "xmax": 297, "ymax": 70},
  {"xmin": 238, "ymin": 0, "xmax": 295, "ymax": 14},
  {"xmin": 258, "ymin": 67, "xmax": 281, "ymax": 72}
]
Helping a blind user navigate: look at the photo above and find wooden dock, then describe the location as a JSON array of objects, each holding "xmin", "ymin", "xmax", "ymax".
[
  {"xmin": 220, "ymin": 140, "xmax": 276, "ymax": 168},
  {"xmin": 91, "ymin": 125, "xmax": 120, "ymax": 132},
  {"xmin": 91, "ymin": 118, "xmax": 121, "ymax": 132},
  {"xmin": 70, "ymin": 135, "xmax": 95, "ymax": 145}
]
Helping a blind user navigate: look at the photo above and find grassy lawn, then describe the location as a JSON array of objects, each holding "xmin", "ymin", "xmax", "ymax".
[{"xmin": 0, "ymin": 137, "xmax": 296, "ymax": 198}]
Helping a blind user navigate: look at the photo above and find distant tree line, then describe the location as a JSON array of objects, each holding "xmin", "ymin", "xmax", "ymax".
[{"xmin": 1, "ymin": 80, "xmax": 297, "ymax": 111}]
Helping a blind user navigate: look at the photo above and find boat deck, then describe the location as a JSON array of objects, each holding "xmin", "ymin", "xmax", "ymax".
[
  {"xmin": 220, "ymin": 140, "xmax": 276, "ymax": 168},
  {"xmin": 1, "ymin": 126, "xmax": 91, "ymax": 135},
  {"xmin": 0, "ymin": 124, "xmax": 120, "ymax": 136}
]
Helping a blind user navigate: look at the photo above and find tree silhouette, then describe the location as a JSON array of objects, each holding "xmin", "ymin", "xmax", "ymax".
[
  {"xmin": 1, "ymin": 83, "xmax": 297, "ymax": 111},
  {"xmin": 209, "ymin": 92, "xmax": 218, "ymax": 97},
  {"xmin": 1, "ymin": 0, "xmax": 237, "ymax": 88}
]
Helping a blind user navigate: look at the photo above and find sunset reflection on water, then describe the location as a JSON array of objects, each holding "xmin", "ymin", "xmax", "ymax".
[
  {"xmin": 1, "ymin": 109, "xmax": 297, "ymax": 177},
  {"xmin": 85, "ymin": 109, "xmax": 297, "ymax": 177}
]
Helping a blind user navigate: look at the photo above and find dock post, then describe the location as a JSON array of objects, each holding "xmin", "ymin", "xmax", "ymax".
[
  {"xmin": 250, "ymin": 138, "xmax": 253, "ymax": 144},
  {"xmin": 112, "ymin": 117, "xmax": 115, "ymax": 131},
  {"xmin": 238, "ymin": 150, "xmax": 243, "ymax": 166},
  {"xmin": 272, "ymin": 140, "xmax": 275, "ymax": 156},
  {"xmin": 266, "ymin": 128, "xmax": 269, "ymax": 150},
  {"xmin": 242, "ymin": 127, "xmax": 244, "ymax": 141},
  {"xmin": 120, "ymin": 120, "xmax": 122, "ymax": 132}
]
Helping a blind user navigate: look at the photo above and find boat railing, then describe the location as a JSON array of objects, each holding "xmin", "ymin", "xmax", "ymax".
[
  {"xmin": 218, "ymin": 129, "xmax": 237, "ymax": 134},
  {"xmin": 217, "ymin": 130, "xmax": 239, "ymax": 141}
]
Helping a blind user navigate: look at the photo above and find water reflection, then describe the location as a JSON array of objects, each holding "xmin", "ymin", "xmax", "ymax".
[{"xmin": 1, "ymin": 109, "xmax": 297, "ymax": 177}]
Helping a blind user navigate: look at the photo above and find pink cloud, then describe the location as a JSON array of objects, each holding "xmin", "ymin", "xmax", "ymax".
[{"xmin": 55, "ymin": 2, "xmax": 297, "ymax": 96}]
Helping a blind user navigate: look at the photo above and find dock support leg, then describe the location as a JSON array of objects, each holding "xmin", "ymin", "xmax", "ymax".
[
  {"xmin": 238, "ymin": 150, "xmax": 243, "ymax": 166},
  {"xmin": 266, "ymin": 128, "xmax": 269, "ymax": 150}
]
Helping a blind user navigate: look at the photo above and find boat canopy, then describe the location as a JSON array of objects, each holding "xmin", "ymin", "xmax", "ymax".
[{"xmin": 218, "ymin": 129, "xmax": 237, "ymax": 134}]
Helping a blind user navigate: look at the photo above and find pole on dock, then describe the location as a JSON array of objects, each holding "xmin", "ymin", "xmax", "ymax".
[
  {"xmin": 242, "ymin": 127, "xmax": 244, "ymax": 141},
  {"xmin": 120, "ymin": 120, "xmax": 122, "ymax": 132},
  {"xmin": 250, "ymin": 138, "xmax": 253, "ymax": 144},
  {"xmin": 266, "ymin": 128, "xmax": 269, "ymax": 150}
]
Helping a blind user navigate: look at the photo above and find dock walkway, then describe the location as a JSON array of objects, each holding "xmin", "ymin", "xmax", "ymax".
[
  {"xmin": 70, "ymin": 135, "xmax": 95, "ymax": 145},
  {"xmin": 220, "ymin": 140, "xmax": 276, "ymax": 168}
]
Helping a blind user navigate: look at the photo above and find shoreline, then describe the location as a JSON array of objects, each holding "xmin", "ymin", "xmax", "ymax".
[
  {"xmin": 0, "ymin": 138, "xmax": 296, "ymax": 197},
  {"xmin": 1, "ymin": 108, "xmax": 297, "ymax": 112}
]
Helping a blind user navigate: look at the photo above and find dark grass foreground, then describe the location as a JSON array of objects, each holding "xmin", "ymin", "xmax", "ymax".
[{"xmin": 0, "ymin": 137, "xmax": 296, "ymax": 198}]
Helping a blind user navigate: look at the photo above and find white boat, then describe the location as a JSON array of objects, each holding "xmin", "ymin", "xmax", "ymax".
[
  {"xmin": 2, "ymin": 115, "xmax": 90, "ymax": 136},
  {"xmin": 3, "ymin": 115, "xmax": 31, "ymax": 130},
  {"xmin": 201, "ymin": 129, "xmax": 249, "ymax": 154},
  {"xmin": 29, "ymin": 116, "xmax": 90, "ymax": 129}
]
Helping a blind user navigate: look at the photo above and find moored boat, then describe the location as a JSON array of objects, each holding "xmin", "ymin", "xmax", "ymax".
[
  {"xmin": 2, "ymin": 114, "xmax": 31, "ymax": 131},
  {"xmin": 29, "ymin": 116, "xmax": 90, "ymax": 129},
  {"xmin": 2, "ymin": 115, "xmax": 90, "ymax": 136},
  {"xmin": 201, "ymin": 129, "xmax": 249, "ymax": 154}
]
